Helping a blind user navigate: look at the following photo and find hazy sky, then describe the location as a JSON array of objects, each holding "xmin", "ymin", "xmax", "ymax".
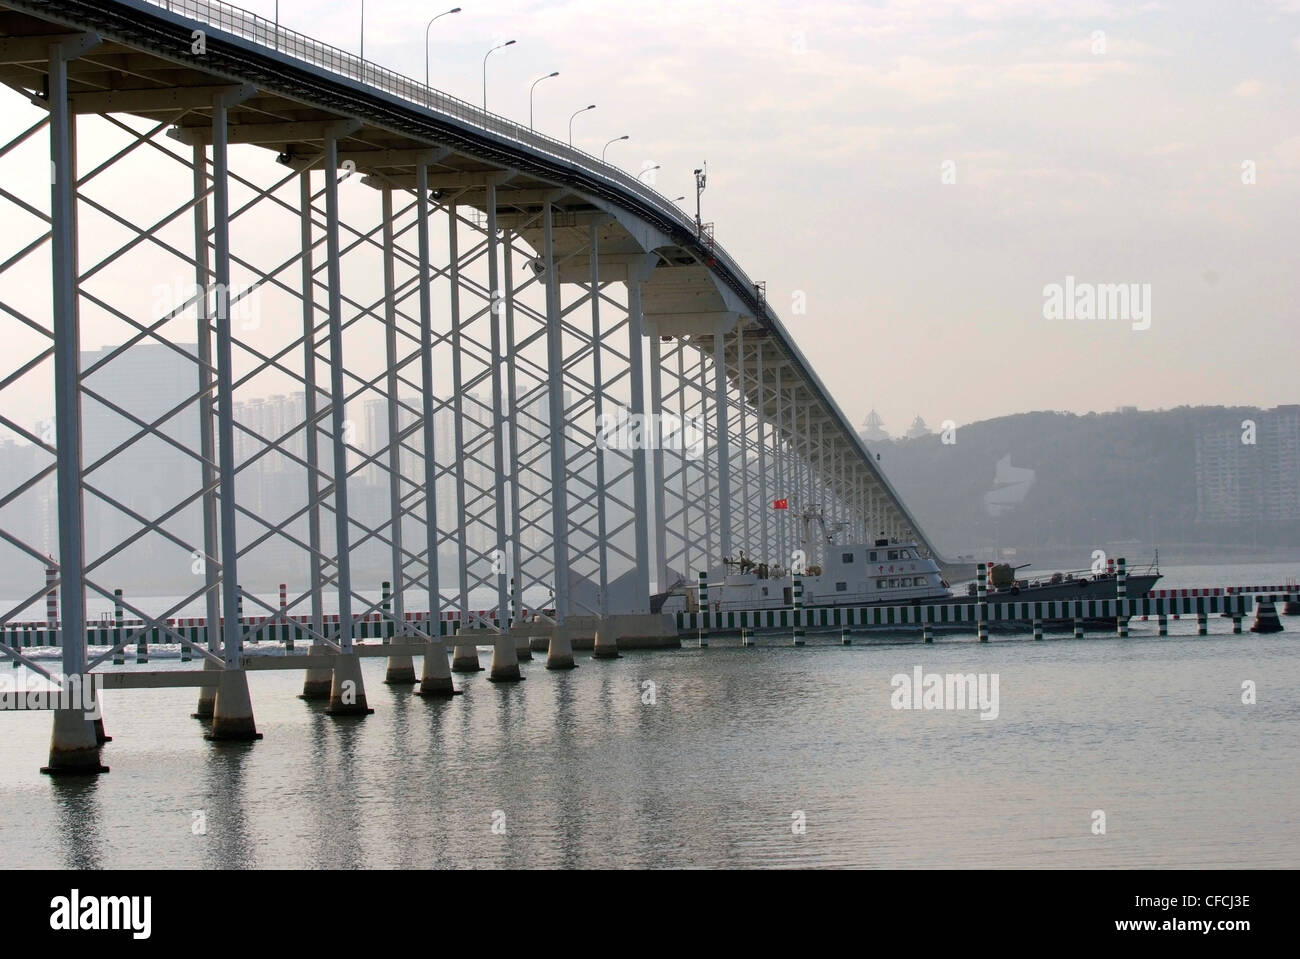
[{"xmin": 4, "ymin": 0, "xmax": 1298, "ymax": 436}]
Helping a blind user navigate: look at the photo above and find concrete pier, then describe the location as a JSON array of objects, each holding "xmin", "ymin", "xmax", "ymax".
[
  {"xmin": 384, "ymin": 648, "xmax": 417, "ymax": 685},
  {"xmin": 300, "ymin": 642, "xmax": 334, "ymax": 700},
  {"xmin": 488, "ymin": 632, "xmax": 523, "ymax": 682},
  {"xmin": 451, "ymin": 626, "xmax": 487, "ymax": 672},
  {"xmin": 546, "ymin": 624, "xmax": 577, "ymax": 670},
  {"xmin": 416, "ymin": 641, "xmax": 460, "ymax": 697},
  {"xmin": 41, "ymin": 708, "xmax": 108, "ymax": 776},
  {"xmin": 193, "ymin": 655, "xmax": 221, "ymax": 717},
  {"xmin": 592, "ymin": 618, "xmax": 622, "ymax": 660},
  {"xmin": 324, "ymin": 655, "xmax": 374, "ymax": 716},
  {"xmin": 206, "ymin": 669, "xmax": 262, "ymax": 741}
]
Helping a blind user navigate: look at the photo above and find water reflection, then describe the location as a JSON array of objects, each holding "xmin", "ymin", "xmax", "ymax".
[{"xmin": 48, "ymin": 777, "xmax": 104, "ymax": 870}]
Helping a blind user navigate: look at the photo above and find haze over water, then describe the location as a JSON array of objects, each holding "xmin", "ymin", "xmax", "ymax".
[{"xmin": 2, "ymin": 563, "xmax": 1296, "ymax": 869}]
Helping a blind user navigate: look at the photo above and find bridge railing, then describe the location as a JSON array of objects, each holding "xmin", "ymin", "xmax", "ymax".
[{"xmin": 141, "ymin": 0, "xmax": 753, "ymax": 276}]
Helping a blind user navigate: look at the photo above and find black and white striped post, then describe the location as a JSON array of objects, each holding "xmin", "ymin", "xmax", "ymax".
[
  {"xmin": 976, "ymin": 563, "xmax": 988, "ymax": 643},
  {"xmin": 112, "ymin": 589, "xmax": 124, "ymax": 666},
  {"xmin": 699, "ymin": 572, "xmax": 710, "ymax": 648},
  {"xmin": 1158, "ymin": 614, "xmax": 1168, "ymax": 636},
  {"xmin": 1232, "ymin": 613, "xmax": 1242, "ymax": 634},
  {"xmin": 923, "ymin": 621, "xmax": 934, "ymax": 644},
  {"xmin": 381, "ymin": 580, "xmax": 391, "ymax": 642},
  {"xmin": 1116, "ymin": 557, "xmax": 1128, "ymax": 638},
  {"xmin": 1074, "ymin": 617, "xmax": 1084, "ymax": 639},
  {"xmin": 1197, "ymin": 612, "xmax": 1208, "ymax": 636},
  {"xmin": 793, "ymin": 573, "xmax": 805, "ymax": 646},
  {"xmin": 1032, "ymin": 618, "xmax": 1043, "ymax": 641},
  {"xmin": 1251, "ymin": 599, "xmax": 1282, "ymax": 633}
]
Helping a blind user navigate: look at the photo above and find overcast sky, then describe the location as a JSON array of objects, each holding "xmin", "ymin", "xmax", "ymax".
[
  {"xmin": 4, "ymin": 0, "xmax": 1298, "ymax": 437},
  {"xmin": 241, "ymin": 0, "xmax": 1300, "ymax": 433}
]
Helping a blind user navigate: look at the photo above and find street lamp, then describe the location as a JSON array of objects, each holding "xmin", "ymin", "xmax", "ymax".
[
  {"xmin": 482, "ymin": 39, "xmax": 516, "ymax": 111},
  {"xmin": 529, "ymin": 71, "xmax": 559, "ymax": 130},
  {"xmin": 601, "ymin": 135, "xmax": 629, "ymax": 162},
  {"xmin": 637, "ymin": 164, "xmax": 661, "ymax": 182},
  {"xmin": 693, "ymin": 162, "xmax": 707, "ymax": 232},
  {"xmin": 425, "ymin": 7, "xmax": 461, "ymax": 88},
  {"xmin": 568, "ymin": 104, "xmax": 595, "ymax": 147}
]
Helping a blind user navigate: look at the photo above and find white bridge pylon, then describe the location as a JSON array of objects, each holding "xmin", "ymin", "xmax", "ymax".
[{"xmin": 0, "ymin": 0, "xmax": 944, "ymax": 770}]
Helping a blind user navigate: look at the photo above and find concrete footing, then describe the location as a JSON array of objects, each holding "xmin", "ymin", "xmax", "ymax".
[
  {"xmin": 299, "ymin": 642, "xmax": 334, "ymax": 700},
  {"xmin": 415, "ymin": 642, "xmax": 460, "ymax": 697},
  {"xmin": 192, "ymin": 655, "xmax": 220, "ymax": 718},
  {"xmin": 530, "ymin": 613, "xmax": 680, "ymax": 651},
  {"xmin": 384, "ymin": 652, "xmax": 417, "ymax": 685},
  {"xmin": 546, "ymin": 625, "xmax": 577, "ymax": 670},
  {"xmin": 41, "ymin": 708, "xmax": 109, "ymax": 776},
  {"xmin": 592, "ymin": 619, "xmax": 622, "ymax": 660},
  {"xmin": 206, "ymin": 669, "xmax": 262, "ymax": 741},
  {"xmin": 325, "ymin": 654, "xmax": 374, "ymax": 716},
  {"xmin": 488, "ymin": 633, "xmax": 523, "ymax": 683},
  {"xmin": 451, "ymin": 627, "xmax": 486, "ymax": 672},
  {"xmin": 514, "ymin": 633, "xmax": 533, "ymax": 661}
]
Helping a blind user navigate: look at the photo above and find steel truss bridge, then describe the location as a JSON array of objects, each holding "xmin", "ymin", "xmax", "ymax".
[{"xmin": 0, "ymin": 0, "xmax": 950, "ymax": 770}]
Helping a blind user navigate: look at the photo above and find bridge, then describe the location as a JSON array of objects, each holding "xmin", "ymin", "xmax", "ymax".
[{"xmin": 0, "ymin": 0, "xmax": 961, "ymax": 773}]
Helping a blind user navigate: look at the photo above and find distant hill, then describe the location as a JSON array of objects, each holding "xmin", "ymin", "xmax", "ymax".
[{"xmin": 867, "ymin": 406, "xmax": 1300, "ymax": 564}]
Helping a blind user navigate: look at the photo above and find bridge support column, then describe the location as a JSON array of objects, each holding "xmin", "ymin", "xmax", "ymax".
[
  {"xmin": 321, "ymin": 125, "xmax": 368, "ymax": 719},
  {"xmin": 41, "ymin": 37, "xmax": 106, "ymax": 775},
  {"xmin": 484, "ymin": 183, "xmax": 515, "ymax": 643},
  {"xmin": 209, "ymin": 86, "xmax": 260, "ymax": 740},
  {"xmin": 381, "ymin": 191, "xmax": 415, "ymax": 686},
  {"xmin": 627, "ymin": 267, "xmax": 653, "ymax": 612},
  {"xmin": 415, "ymin": 159, "xmax": 446, "ymax": 680},
  {"xmin": 649, "ymin": 326, "xmax": 669, "ymax": 594},
  {"xmin": 713, "ymin": 324, "xmax": 733, "ymax": 567},
  {"xmin": 542, "ymin": 200, "xmax": 572, "ymax": 630},
  {"xmin": 298, "ymin": 168, "xmax": 332, "ymax": 701}
]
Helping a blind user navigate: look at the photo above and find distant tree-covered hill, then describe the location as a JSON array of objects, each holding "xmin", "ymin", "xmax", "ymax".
[{"xmin": 867, "ymin": 406, "xmax": 1299, "ymax": 560}]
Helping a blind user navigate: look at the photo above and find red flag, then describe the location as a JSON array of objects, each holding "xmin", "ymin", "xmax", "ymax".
[{"xmin": 773, "ymin": 498, "xmax": 788, "ymax": 510}]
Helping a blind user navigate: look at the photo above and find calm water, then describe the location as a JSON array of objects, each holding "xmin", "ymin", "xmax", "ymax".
[{"xmin": 2, "ymin": 562, "xmax": 1297, "ymax": 869}]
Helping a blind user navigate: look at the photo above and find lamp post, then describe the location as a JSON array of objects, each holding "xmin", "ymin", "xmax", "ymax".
[
  {"xmin": 425, "ymin": 7, "xmax": 461, "ymax": 88},
  {"xmin": 568, "ymin": 104, "xmax": 595, "ymax": 147},
  {"xmin": 529, "ymin": 71, "xmax": 559, "ymax": 130},
  {"xmin": 601, "ymin": 135, "xmax": 629, "ymax": 162},
  {"xmin": 483, "ymin": 39, "xmax": 516, "ymax": 111},
  {"xmin": 637, "ymin": 164, "xmax": 661, "ymax": 182},
  {"xmin": 693, "ymin": 162, "xmax": 707, "ymax": 232}
]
